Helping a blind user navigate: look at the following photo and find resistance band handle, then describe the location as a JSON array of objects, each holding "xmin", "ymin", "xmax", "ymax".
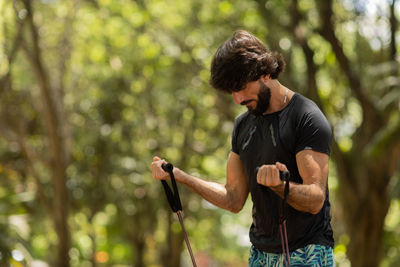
[
  {"xmin": 256, "ymin": 166, "xmax": 290, "ymax": 202},
  {"xmin": 255, "ymin": 167, "xmax": 290, "ymax": 181},
  {"xmin": 256, "ymin": 166, "xmax": 290, "ymax": 265},
  {"xmin": 161, "ymin": 163, "xmax": 182, "ymax": 212}
]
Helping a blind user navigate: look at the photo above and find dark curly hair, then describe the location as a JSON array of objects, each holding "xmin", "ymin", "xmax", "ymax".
[{"xmin": 210, "ymin": 30, "xmax": 286, "ymax": 93}]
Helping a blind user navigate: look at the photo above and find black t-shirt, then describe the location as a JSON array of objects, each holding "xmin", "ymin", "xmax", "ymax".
[{"xmin": 232, "ymin": 93, "xmax": 334, "ymax": 253}]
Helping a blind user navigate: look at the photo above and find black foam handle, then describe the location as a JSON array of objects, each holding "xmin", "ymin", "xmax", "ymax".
[
  {"xmin": 161, "ymin": 162, "xmax": 182, "ymax": 212},
  {"xmin": 162, "ymin": 163, "xmax": 173, "ymax": 172}
]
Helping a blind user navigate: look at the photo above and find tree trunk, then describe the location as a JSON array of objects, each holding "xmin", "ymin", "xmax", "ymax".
[
  {"xmin": 53, "ymin": 168, "xmax": 70, "ymax": 267},
  {"xmin": 162, "ymin": 212, "xmax": 185, "ymax": 267},
  {"xmin": 134, "ymin": 240, "xmax": 145, "ymax": 267},
  {"xmin": 168, "ymin": 231, "xmax": 185, "ymax": 267},
  {"xmin": 314, "ymin": 2, "xmax": 400, "ymax": 266},
  {"xmin": 339, "ymin": 163, "xmax": 390, "ymax": 267},
  {"xmin": 89, "ymin": 221, "xmax": 98, "ymax": 267},
  {"xmin": 389, "ymin": 0, "xmax": 398, "ymax": 61},
  {"xmin": 344, "ymin": 186, "xmax": 389, "ymax": 267},
  {"xmin": 22, "ymin": 1, "xmax": 71, "ymax": 266}
]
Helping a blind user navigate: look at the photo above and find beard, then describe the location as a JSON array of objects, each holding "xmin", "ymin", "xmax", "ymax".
[{"xmin": 247, "ymin": 81, "xmax": 271, "ymax": 116}]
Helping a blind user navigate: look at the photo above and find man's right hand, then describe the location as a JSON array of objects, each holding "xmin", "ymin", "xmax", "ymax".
[{"xmin": 151, "ymin": 156, "xmax": 170, "ymax": 180}]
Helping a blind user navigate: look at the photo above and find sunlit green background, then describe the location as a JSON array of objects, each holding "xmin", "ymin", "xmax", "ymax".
[{"xmin": 0, "ymin": 0, "xmax": 399, "ymax": 266}]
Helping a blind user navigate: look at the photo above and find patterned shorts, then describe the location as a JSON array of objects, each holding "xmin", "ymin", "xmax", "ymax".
[{"xmin": 248, "ymin": 244, "xmax": 335, "ymax": 267}]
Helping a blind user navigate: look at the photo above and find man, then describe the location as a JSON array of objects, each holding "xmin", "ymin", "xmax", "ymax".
[{"xmin": 151, "ymin": 30, "xmax": 334, "ymax": 266}]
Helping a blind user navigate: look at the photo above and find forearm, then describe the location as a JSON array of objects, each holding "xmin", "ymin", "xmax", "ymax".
[
  {"xmin": 173, "ymin": 168, "xmax": 243, "ymax": 213},
  {"xmin": 270, "ymin": 182, "xmax": 325, "ymax": 214}
]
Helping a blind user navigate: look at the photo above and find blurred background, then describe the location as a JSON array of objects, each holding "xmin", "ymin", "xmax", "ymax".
[{"xmin": 0, "ymin": 0, "xmax": 399, "ymax": 266}]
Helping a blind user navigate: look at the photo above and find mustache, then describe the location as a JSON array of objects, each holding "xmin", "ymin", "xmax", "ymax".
[{"xmin": 240, "ymin": 99, "xmax": 255, "ymax": 106}]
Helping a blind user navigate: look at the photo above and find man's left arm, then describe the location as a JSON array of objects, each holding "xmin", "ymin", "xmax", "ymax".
[{"xmin": 257, "ymin": 149, "xmax": 328, "ymax": 214}]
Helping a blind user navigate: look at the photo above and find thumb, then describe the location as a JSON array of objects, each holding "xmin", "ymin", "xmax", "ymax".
[
  {"xmin": 275, "ymin": 162, "xmax": 288, "ymax": 172},
  {"xmin": 153, "ymin": 156, "xmax": 162, "ymax": 161}
]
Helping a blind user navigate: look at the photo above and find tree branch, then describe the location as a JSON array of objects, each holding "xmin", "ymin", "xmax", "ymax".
[
  {"xmin": 389, "ymin": 0, "xmax": 398, "ymax": 61},
  {"xmin": 22, "ymin": 0, "xmax": 65, "ymax": 166},
  {"xmin": 289, "ymin": 0, "xmax": 354, "ymax": 188},
  {"xmin": 20, "ymin": 1, "xmax": 71, "ymax": 264},
  {"xmin": 289, "ymin": 0, "xmax": 322, "ymax": 107},
  {"xmin": 0, "ymin": 2, "xmax": 26, "ymax": 93},
  {"xmin": 316, "ymin": 0, "xmax": 383, "ymax": 133}
]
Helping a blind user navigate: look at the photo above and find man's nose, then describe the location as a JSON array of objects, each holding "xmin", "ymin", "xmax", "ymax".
[{"xmin": 232, "ymin": 91, "xmax": 244, "ymax": 105}]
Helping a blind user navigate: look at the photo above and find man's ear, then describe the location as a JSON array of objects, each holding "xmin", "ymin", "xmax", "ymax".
[{"xmin": 260, "ymin": 74, "xmax": 270, "ymax": 83}]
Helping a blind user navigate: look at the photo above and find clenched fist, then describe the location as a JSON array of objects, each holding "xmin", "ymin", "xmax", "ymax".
[
  {"xmin": 151, "ymin": 156, "xmax": 170, "ymax": 180},
  {"xmin": 256, "ymin": 162, "xmax": 288, "ymax": 188}
]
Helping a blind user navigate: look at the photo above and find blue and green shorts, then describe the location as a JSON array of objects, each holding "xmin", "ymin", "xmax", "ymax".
[{"xmin": 248, "ymin": 244, "xmax": 335, "ymax": 267}]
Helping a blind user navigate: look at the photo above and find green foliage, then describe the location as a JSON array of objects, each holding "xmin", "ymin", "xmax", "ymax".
[{"xmin": 0, "ymin": 0, "xmax": 399, "ymax": 266}]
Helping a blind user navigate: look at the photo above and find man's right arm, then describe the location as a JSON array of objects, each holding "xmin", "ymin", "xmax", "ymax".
[{"xmin": 151, "ymin": 152, "xmax": 249, "ymax": 213}]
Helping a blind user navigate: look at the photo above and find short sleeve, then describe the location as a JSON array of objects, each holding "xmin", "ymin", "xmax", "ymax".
[
  {"xmin": 295, "ymin": 108, "xmax": 332, "ymax": 155},
  {"xmin": 231, "ymin": 112, "xmax": 248, "ymax": 155},
  {"xmin": 231, "ymin": 118, "xmax": 240, "ymax": 155}
]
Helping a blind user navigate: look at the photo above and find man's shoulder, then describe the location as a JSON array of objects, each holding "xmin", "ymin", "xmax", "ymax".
[
  {"xmin": 232, "ymin": 111, "xmax": 255, "ymax": 137},
  {"xmin": 287, "ymin": 93, "xmax": 329, "ymax": 130},
  {"xmin": 234, "ymin": 111, "xmax": 252, "ymax": 127},
  {"xmin": 235, "ymin": 111, "xmax": 250, "ymax": 122},
  {"xmin": 291, "ymin": 93, "xmax": 320, "ymax": 112},
  {"xmin": 289, "ymin": 93, "xmax": 329, "ymax": 125}
]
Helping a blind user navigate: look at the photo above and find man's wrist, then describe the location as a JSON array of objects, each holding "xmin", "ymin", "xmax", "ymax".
[
  {"xmin": 173, "ymin": 167, "xmax": 184, "ymax": 183},
  {"xmin": 269, "ymin": 181, "xmax": 286, "ymax": 196}
]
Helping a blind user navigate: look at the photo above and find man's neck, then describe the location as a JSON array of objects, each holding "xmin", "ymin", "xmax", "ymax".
[{"xmin": 263, "ymin": 80, "xmax": 292, "ymax": 114}]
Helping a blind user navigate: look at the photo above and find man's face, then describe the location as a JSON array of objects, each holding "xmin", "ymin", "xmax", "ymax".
[{"xmin": 232, "ymin": 79, "xmax": 271, "ymax": 116}]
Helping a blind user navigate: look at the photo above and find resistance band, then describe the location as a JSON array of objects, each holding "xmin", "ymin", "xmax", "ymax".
[
  {"xmin": 256, "ymin": 167, "xmax": 291, "ymax": 267},
  {"xmin": 279, "ymin": 170, "xmax": 291, "ymax": 267},
  {"xmin": 161, "ymin": 163, "xmax": 197, "ymax": 267}
]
